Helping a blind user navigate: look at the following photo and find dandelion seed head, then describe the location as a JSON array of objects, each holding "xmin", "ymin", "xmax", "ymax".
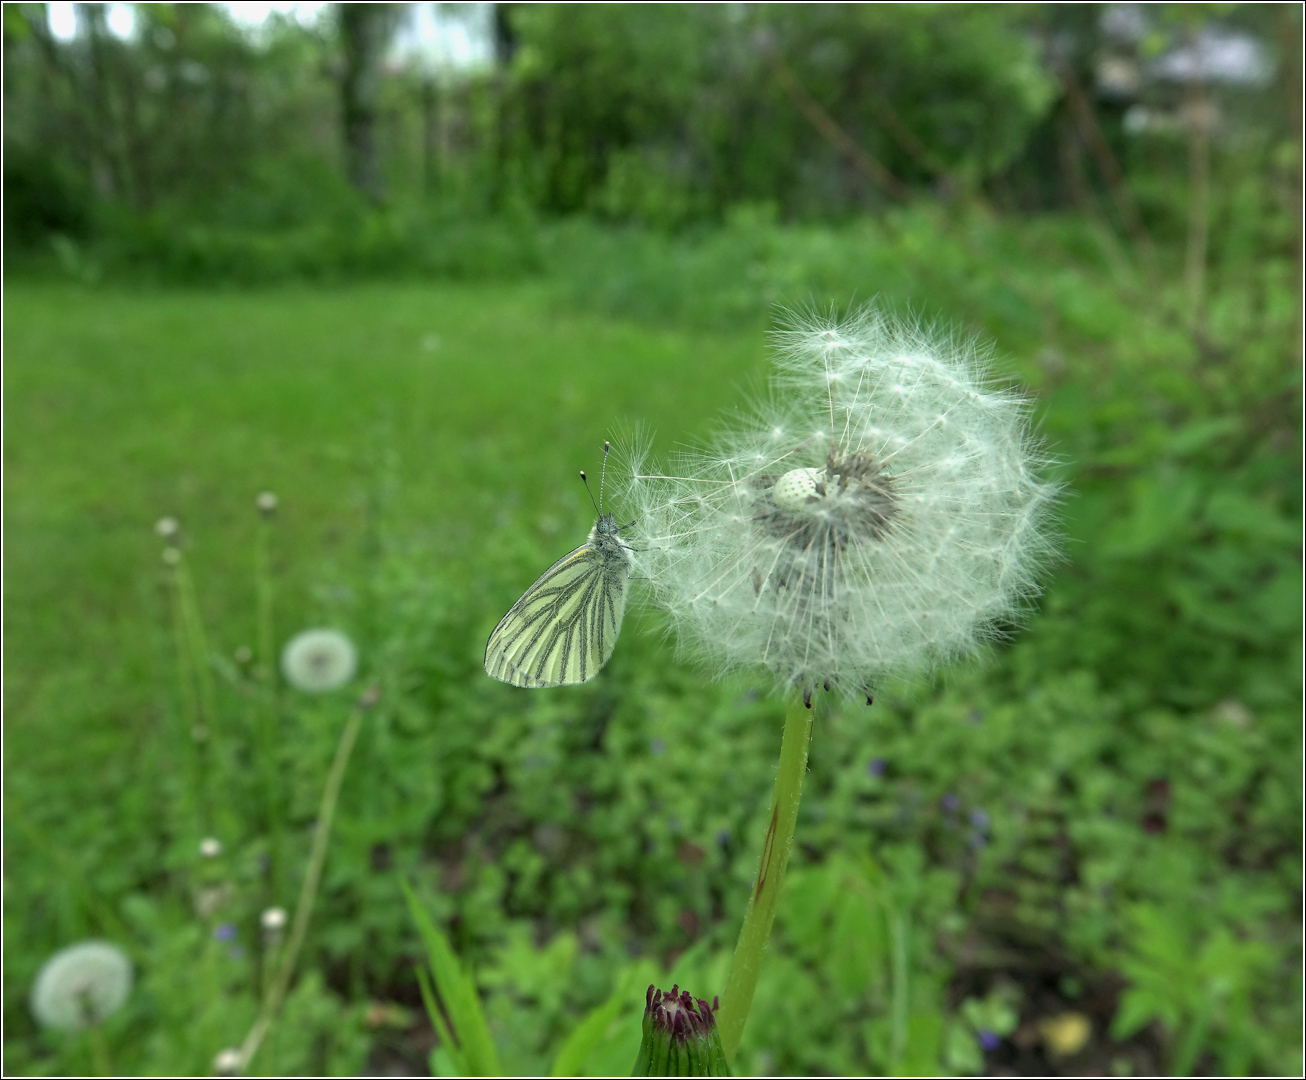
[
  {"xmin": 30, "ymin": 941, "xmax": 132, "ymax": 1031},
  {"xmin": 199, "ymin": 837, "xmax": 222, "ymax": 858},
  {"xmin": 623, "ymin": 307, "xmax": 1059, "ymax": 699},
  {"xmin": 281, "ymin": 628, "xmax": 357, "ymax": 693},
  {"xmin": 213, "ymin": 1047, "xmax": 243, "ymax": 1074}
]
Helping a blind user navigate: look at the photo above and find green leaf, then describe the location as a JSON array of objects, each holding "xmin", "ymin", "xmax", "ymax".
[
  {"xmin": 402, "ymin": 878, "xmax": 502, "ymax": 1077},
  {"xmin": 550, "ymin": 968, "xmax": 642, "ymax": 1077}
]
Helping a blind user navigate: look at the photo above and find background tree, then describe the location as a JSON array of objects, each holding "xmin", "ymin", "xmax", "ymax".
[{"xmin": 338, "ymin": 3, "xmax": 401, "ymax": 205}]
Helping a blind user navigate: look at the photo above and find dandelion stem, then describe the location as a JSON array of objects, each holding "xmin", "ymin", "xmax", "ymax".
[
  {"xmin": 166, "ymin": 555, "xmax": 205, "ymax": 830},
  {"xmin": 86, "ymin": 1023, "xmax": 112, "ymax": 1077},
  {"xmin": 236, "ymin": 694, "xmax": 369, "ymax": 1073},
  {"xmin": 253, "ymin": 517, "xmax": 285, "ymax": 899},
  {"xmin": 717, "ymin": 697, "xmax": 814, "ymax": 1062},
  {"xmin": 177, "ymin": 558, "xmax": 219, "ymax": 744}
]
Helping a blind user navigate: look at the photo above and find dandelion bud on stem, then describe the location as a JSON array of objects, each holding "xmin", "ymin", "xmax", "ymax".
[{"xmin": 634, "ymin": 984, "xmax": 730, "ymax": 1076}]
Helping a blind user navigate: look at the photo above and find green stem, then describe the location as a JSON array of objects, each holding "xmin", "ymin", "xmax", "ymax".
[
  {"xmin": 166, "ymin": 556, "xmax": 205, "ymax": 829},
  {"xmin": 254, "ymin": 519, "xmax": 285, "ymax": 898},
  {"xmin": 86, "ymin": 1023, "xmax": 112, "ymax": 1077},
  {"xmin": 177, "ymin": 559, "xmax": 219, "ymax": 742},
  {"xmin": 716, "ymin": 697, "xmax": 814, "ymax": 1062},
  {"xmin": 236, "ymin": 696, "xmax": 369, "ymax": 1073}
]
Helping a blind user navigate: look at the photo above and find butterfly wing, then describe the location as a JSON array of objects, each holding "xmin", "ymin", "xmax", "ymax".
[{"xmin": 484, "ymin": 541, "xmax": 629, "ymax": 687}]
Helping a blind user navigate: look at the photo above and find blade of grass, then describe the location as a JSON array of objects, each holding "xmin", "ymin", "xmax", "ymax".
[
  {"xmin": 550, "ymin": 968, "xmax": 639, "ymax": 1077},
  {"xmin": 401, "ymin": 879, "xmax": 501, "ymax": 1077}
]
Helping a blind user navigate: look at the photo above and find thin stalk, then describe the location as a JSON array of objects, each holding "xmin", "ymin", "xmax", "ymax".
[
  {"xmin": 254, "ymin": 518, "xmax": 285, "ymax": 898},
  {"xmin": 86, "ymin": 1023, "xmax": 112, "ymax": 1077},
  {"xmin": 166, "ymin": 554, "xmax": 206, "ymax": 829},
  {"xmin": 717, "ymin": 697, "xmax": 815, "ymax": 1062},
  {"xmin": 236, "ymin": 691, "xmax": 373, "ymax": 1073},
  {"xmin": 176, "ymin": 559, "xmax": 219, "ymax": 743}
]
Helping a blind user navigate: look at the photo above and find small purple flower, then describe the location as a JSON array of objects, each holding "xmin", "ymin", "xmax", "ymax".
[
  {"xmin": 716, "ymin": 828, "xmax": 731, "ymax": 847},
  {"xmin": 978, "ymin": 1029, "xmax": 1001, "ymax": 1052},
  {"xmin": 941, "ymin": 793, "xmax": 960, "ymax": 813},
  {"xmin": 868, "ymin": 757, "xmax": 887, "ymax": 777},
  {"xmin": 213, "ymin": 922, "xmax": 237, "ymax": 942},
  {"xmin": 649, "ymin": 738, "xmax": 667, "ymax": 756},
  {"xmin": 970, "ymin": 808, "xmax": 990, "ymax": 831}
]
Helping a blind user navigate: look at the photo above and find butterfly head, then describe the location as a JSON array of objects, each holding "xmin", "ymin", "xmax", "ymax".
[{"xmin": 590, "ymin": 511, "xmax": 620, "ymax": 540}]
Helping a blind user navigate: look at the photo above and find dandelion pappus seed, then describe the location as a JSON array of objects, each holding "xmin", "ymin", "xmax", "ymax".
[
  {"xmin": 622, "ymin": 306, "xmax": 1059, "ymax": 701},
  {"xmin": 30, "ymin": 942, "xmax": 132, "ymax": 1031}
]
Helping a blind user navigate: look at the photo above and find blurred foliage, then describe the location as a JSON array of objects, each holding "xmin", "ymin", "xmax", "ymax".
[
  {"xmin": 5, "ymin": 188, "xmax": 1299, "ymax": 1072},
  {"xmin": 3, "ymin": 2, "xmax": 1301, "ymax": 1078},
  {"xmin": 504, "ymin": 3, "xmax": 1057, "ymax": 219},
  {"xmin": 3, "ymin": 3, "xmax": 1299, "ymax": 248}
]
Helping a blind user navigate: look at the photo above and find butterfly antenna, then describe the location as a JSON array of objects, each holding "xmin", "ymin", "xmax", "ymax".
[
  {"xmin": 579, "ymin": 470, "xmax": 600, "ymax": 515},
  {"xmin": 598, "ymin": 441, "xmax": 611, "ymax": 512}
]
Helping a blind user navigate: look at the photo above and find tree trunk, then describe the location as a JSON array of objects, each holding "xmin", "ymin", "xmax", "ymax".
[
  {"xmin": 338, "ymin": 4, "xmax": 397, "ymax": 205},
  {"xmin": 421, "ymin": 78, "xmax": 439, "ymax": 196}
]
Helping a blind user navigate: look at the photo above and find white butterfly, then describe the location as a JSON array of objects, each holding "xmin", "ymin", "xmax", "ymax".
[{"xmin": 484, "ymin": 444, "xmax": 634, "ymax": 687}]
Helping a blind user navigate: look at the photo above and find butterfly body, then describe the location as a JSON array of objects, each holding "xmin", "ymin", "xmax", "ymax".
[{"xmin": 484, "ymin": 511, "xmax": 633, "ymax": 687}]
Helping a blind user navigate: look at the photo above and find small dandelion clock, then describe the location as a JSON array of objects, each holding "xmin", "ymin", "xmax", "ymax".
[
  {"xmin": 281, "ymin": 628, "xmax": 358, "ymax": 693},
  {"xmin": 30, "ymin": 941, "xmax": 133, "ymax": 1031}
]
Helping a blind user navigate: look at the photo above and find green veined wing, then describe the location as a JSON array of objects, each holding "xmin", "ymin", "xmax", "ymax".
[{"xmin": 484, "ymin": 518, "xmax": 631, "ymax": 687}]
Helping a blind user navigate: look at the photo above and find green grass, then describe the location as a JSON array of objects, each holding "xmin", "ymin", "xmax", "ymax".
[
  {"xmin": 3, "ymin": 278, "xmax": 765, "ymax": 756},
  {"xmin": 2, "ymin": 279, "xmax": 766, "ymax": 1073},
  {"xmin": 3, "ymin": 207, "xmax": 1299, "ymax": 1077}
]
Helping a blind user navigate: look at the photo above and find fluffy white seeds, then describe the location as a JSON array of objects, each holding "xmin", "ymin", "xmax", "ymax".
[
  {"xmin": 281, "ymin": 628, "xmax": 358, "ymax": 693},
  {"xmin": 626, "ymin": 308, "xmax": 1058, "ymax": 699},
  {"xmin": 30, "ymin": 941, "xmax": 133, "ymax": 1031}
]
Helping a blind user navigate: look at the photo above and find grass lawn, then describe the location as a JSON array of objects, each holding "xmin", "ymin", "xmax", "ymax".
[
  {"xmin": 4, "ymin": 281, "xmax": 769, "ymax": 1068},
  {"xmin": 3, "ymin": 278, "xmax": 766, "ymax": 783},
  {"xmin": 3, "ymin": 217, "xmax": 1297, "ymax": 1076}
]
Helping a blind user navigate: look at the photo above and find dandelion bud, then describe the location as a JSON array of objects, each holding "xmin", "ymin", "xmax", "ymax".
[
  {"xmin": 260, "ymin": 906, "xmax": 287, "ymax": 933},
  {"xmin": 281, "ymin": 628, "xmax": 358, "ymax": 693},
  {"xmin": 256, "ymin": 491, "xmax": 278, "ymax": 517},
  {"xmin": 213, "ymin": 1047, "xmax": 243, "ymax": 1074},
  {"xmin": 633, "ymin": 985, "xmax": 730, "ymax": 1076},
  {"xmin": 30, "ymin": 941, "xmax": 132, "ymax": 1031},
  {"xmin": 199, "ymin": 837, "xmax": 222, "ymax": 859},
  {"xmin": 155, "ymin": 517, "xmax": 179, "ymax": 539},
  {"xmin": 628, "ymin": 308, "xmax": 1058, "ymax": 698}
]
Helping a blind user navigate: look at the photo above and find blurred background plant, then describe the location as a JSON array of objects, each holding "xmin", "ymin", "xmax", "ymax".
[{"xmin": 3, "ymin": 2, "xmax": 1300, "ymax": 1076}]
